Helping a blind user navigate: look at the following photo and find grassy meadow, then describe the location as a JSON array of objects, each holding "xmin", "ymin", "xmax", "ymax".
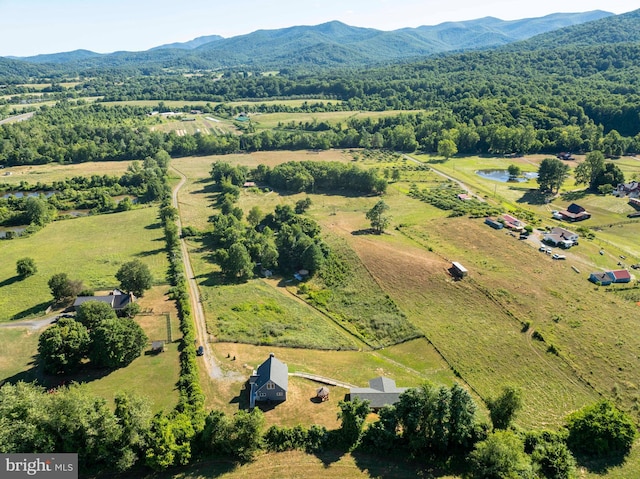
[
  {"xmin": 174, "ymin": 149, "xmax": 640, "ymax": 432},
  {"xmin": 0, "ymin": 206, "xmax": 167, "ymax": 322},
  {"xmin": 0, "ymin": 160, "xmax": 135, "ymax": 186}
]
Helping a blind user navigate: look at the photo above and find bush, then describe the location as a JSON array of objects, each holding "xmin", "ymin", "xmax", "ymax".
[
  {"xmin": 16, "ymin": 257, "xmax": 37, "ymax": 278},
  {"xmin": 566, "ymin": 400, "xmax": 637, "ymax": 458}
]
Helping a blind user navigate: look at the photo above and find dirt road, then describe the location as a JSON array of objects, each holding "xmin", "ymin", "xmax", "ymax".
[{"xmin": 171, "ymin": 166, "xmax": 238, "ymax": 380}]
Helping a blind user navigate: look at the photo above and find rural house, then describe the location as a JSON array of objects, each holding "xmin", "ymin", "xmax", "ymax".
[
  {"xmin": 73, "ymin": 289, "xmax": 135, "ymax": 313},
  {"xmin": 589, "ymin": 269, "xmax": 631, "ymax": 285},
  {"xmin": 557, "ymin": 203, "xmax": 590, "ymax": 222},
  {"xmin": 349, "ymin": 376, "xmax": 410, "ymax": 410},
  {"xmin": 502, "ymin": 214, "xmax": 526, "ymax": 231},
  {"xmin": 249, "ymin": 353, "xmax": 288, "ymax": 409},
  {"xmin": 544, "ymin": 226, "xmax": 578, "ymax": 248},
  {"xmin": 615, "ymin": 181, "xmax": 640, "ymax": 198}
]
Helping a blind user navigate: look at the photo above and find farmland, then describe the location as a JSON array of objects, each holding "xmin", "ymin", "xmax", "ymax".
[
  {"xmin": 0, "ymin": 206, "xmax": 168, "ymax": 322},
  {"xmin": 172, "ymin": 148, "xmax": 640, "ymax": 429}
]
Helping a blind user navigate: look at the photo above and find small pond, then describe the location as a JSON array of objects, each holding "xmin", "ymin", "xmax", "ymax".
[
  {"xmin": 2, "ymin": 190, "xmax": 57, "ymax": 199},
  {"xmin": 0, "ymin": 226, "xmax": 27, "ymax": 239},
  {"xmin": 475, "ymin": 169, "xmax": 538, "ymax": 183}
]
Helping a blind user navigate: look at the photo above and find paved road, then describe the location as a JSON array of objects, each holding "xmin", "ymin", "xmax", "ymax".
[
  {"xmin": 0, "ymin": 314, "xmax": 58, "ymax": 331},
  {"xmin": 0, "ymin": 111, "xmax": 35, "ymax": 126},
  {"xmin": 171, "ymin": 166, "xmax": 238, "ymax": 380}
]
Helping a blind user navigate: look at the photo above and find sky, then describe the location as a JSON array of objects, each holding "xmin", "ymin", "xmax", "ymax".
[{"xmin": 0, "ymin": 0, "xmax": 636, "ymax": 57}]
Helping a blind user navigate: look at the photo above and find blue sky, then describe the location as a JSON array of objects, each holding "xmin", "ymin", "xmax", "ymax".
[{"xmin": 0, "ymin": 0, "xmax": 635, "ymax": 57}]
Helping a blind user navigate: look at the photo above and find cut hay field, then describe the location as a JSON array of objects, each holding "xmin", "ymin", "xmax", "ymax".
[
  {"xmin": 0, "ymin": 207, "xmax": 168, "ymax": 322},
  {"xmin": 152, "ymin": 115, "xmax": 237, "ymax": 136},
  {"xmin": 0, "ymin": 160, "xmax": 134, "ymax": 186},
  {"xmin": 251, "ymin": 110, "xmax": 423, "ymax": 130},
  {"xmin": 175, "ymin": 149, "xmax": 640, "ymax": 430}
]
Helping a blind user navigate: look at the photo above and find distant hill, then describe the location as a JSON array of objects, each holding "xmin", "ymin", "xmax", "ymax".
[
  {"xmin": 511, "ymin": 8, "xmax": 640, "ymax": 50},
  {"xmin": 2, "ymin": 11, "xmax": 613, "ymax": 74},
  {"xmin": 150, "ymin": 35, "xmax": 224, "ymax": 51}
]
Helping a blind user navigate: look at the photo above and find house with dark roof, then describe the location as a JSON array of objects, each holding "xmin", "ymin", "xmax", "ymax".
[
  {"xmin": 589, "ymin": 272, "xmax": 613, "ymax": 286},
  {"xmin": 349, "ymin": 377, "xmax": 410, "ymax": 410},
  {"xmin": 615, "ymin": 181, "xmax": 640, "ymax": 198},
  {"xmin": 544, "ymin": 226, "xmax": 578, "ymax": 248},
  {"xmin": 73, "ymin": 289, "xmax": 135, "ymax": 313},
  {"xmin": 558, "ymin": 203, "xmax": 590, "ymax": 222},
  {"xmin": 249, "ymin": 353, "xmax": 288, "ymax": 408}
]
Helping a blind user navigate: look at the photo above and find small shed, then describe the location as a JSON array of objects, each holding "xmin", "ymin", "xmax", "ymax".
[
  {"xmin": 151, "ymin": 341, "xmax": 165, "ymax": 353},
  {"xmin": 451, "ymin": 261, "xmax": 468, "ymax": 279},
  {"xmin": 316, "ymin": 387, "xmax": 330, "ymax": 402}
]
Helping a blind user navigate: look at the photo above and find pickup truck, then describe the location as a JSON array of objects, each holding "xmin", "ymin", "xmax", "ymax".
[{"xmin": 552, "ymin": 254, "xmax": 566, "ymax": 260}]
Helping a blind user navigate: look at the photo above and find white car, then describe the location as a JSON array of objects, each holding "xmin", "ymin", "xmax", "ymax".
[{"xmin": 552, "ymin": 254, "xmax": 566, "ymax": 260}]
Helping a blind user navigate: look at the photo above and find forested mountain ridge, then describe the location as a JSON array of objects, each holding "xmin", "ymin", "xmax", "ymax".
[
  {"xmin": 511, "ymin": 8, "xmax": 640, "ymax": 50},
  {"xmin": 1, "ymin": 11, "xmax": 611, "ymax": 74}
]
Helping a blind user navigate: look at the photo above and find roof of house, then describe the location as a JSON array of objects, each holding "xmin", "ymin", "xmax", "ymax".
[
  {"xmin": 254, "ymin": 353, "xmax": 288, "ymax": 391},
  {"xmin": 567, "ymin": 203, "xmax": 586, "ymax": 214},
  {"xmin": 589, "ymin": 272, "xmax": 611, "ymax": 283},
  {"xmin": 350, "ymin": 376, "xmax": 410, "ymax": 409},
  {"xmin": 73, "ymin": 290, "xmax": 134, "ymax": 310},
  {"xmin": 548, "ymin": 227, "xmax": 577, "ymax": 239},
  {"xmin": 609, "ymin": 270, "xmax": 631, "ymax": 281}
]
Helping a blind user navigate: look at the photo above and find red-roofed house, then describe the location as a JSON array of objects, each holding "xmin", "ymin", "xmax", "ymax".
[
  {"xmin": 607, "ymin": 270, "xmax": 631, "ymax": 283},
  {"xmin": 502, "ymin": 214, "xmax": 525, "ymax": 231}
]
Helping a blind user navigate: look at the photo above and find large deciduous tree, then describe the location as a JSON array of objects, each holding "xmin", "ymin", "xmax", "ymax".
[
  {"xmin": 537, "ymin": 158, "xmax": 570, "ymax": 194},
  {"xmin": 38, "ymin": 318, "xmax": 90, "ymax": 374},
  {"xmin": 88, "ymin": 317, "xmax": 148, "ymax": 369},
  {"xmin": 574, "ymin": 150, "xmax": 605, "ymax": 189},
  {"xmin": 366, "ymin": 199, "xmax": 390, "ymax": 234},
  {"xmin": 469, "ymin": 431, "xmax": 533, "ymax": 479},
  {"xmin": 116, "ymin": 260, "xmax": 153, "ymax": 297},
  {"xmin": 48, "ymin": 273, "xmax": 84, "ymax": 303},
  {"xmin": 437, "ymin": 138, "xmax": 458, "ymax": 160},
  {"xmin": 76, "ymin": 300, "xmax": 117, "ymax": 330},
  {"xmin": 487, "ymin": 386, "xmax": 522, "ymax": 430}
]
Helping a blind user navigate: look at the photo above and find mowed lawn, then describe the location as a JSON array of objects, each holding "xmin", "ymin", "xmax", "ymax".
[
  {"xmin": 0, "ymin": 207, "xmax": 168, "ymax": 322},
  {"xmin": 0, "ymin": 286, "xmax": 182, "ymax": 413}
]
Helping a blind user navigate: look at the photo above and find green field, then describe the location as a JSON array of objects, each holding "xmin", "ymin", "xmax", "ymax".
[
  {"xmin": 251, "ymin": 109, "xmax": 423, "ymax": 130},
  {"xmin": 0, "ymin": 207, "xmax": 168, "ymax": 322},
  {"xmin": 0, "ymin": 160, "xmax": 134, "ymax": 186}
]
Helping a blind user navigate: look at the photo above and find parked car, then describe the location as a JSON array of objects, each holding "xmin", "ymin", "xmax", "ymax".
[
  {"xmin": 539, "ymin": 246, "xmax": 546, "ymax": 252},
  {"xmin": 196, "ymin": 346, "xmax": 204, "ymax": 356},
  {"xmin": 545, "ymin": 248, "xmax": 553, "ymax": 254},
  {"xmin": 552, "ymin": 254, "xmax": 566, "ymax": 260}
]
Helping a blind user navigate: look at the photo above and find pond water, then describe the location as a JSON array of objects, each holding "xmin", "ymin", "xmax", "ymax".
[
  {"xmin": 475, "ymin": 170, "xmax": 538, "ymax": 183},
  {"xmin": 1, "ymin": 190, "xmax": 57, "ymax": 199},
  {"xmin": 0, "ymin": 226, "xmax": 26, "ymax": 239}
]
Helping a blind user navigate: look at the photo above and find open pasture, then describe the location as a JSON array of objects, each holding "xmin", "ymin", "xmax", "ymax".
[
  {"xmin": 0, "ymin": 160, "xmax": 135, "ymax": 186},
  {"xmin": 176, "ymin": 149, "xmax": 640, "ymax": 431},
  {"xmin": 0, "ymin": 206, "xmax": 167, "ymax": 322},
  {"xmin": 153, "ymin": 115, "xmax": 237, "ymax": 136},
  {"xmin": 251, "ymin": 109, "xmax": 423, "ymax": 130}
]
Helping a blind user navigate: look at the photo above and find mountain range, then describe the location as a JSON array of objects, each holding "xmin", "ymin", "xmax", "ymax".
[{"xmin": 0, "ymin": 10, "xmax": 613, "ymax": 74}]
